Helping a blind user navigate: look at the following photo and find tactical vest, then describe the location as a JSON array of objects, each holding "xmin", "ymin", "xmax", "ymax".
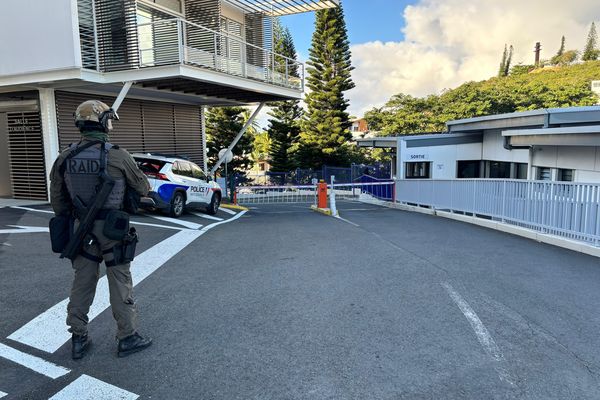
[{"xmin": 63, "ymin": 141, "xmax": 126, "ymax": 210}]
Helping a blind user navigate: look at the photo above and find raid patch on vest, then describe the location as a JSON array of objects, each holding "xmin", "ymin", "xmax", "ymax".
[{"xmin": 67, "ymin": 158, "xmax": 101, "ymax": 174}]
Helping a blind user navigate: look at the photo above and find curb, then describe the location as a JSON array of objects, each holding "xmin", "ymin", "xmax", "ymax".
[
  {"xmin": 360, "ymin": 199, "xmax": 600, "ymax": 259},
  {"xmin": 310, "ymin": 205, "xmax": 333, "ymax": 216},
  {"xmin": 222, "ymin": 203, "xmax": 249, "ymax": 211}
]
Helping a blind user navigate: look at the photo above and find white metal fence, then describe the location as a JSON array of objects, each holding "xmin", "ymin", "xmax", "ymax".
[
  {"xmin": 396, "ymin": 179, "xmax": 600, "ymax": 246},
  {"xmin": 235, "ymin": 181, "xmax": 395, "ymax": 205},
  {"xmin": 236, "ymin": 185, "xmax": 317, "ymax": 204}
]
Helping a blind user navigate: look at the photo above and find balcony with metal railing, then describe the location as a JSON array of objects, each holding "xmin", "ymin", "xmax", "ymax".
[{"xmin": 135, "ymin": 17, "xmax": 304, "ymax": 91}]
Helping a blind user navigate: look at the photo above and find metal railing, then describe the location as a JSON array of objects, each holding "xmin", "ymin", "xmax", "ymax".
[
  {"xmin": 137, "ymin": 18, "xmax": 304, "ymax": 90},
  {"xmin": 396, "ymin": 179, "xmax": 600, "ymax": 246},
  {"xmin": 235, "ymin": 181, "xmax": 395, "ymax": 205},
  {"xmin": 236, "ymin": 185, "xmax": 317, "ymax": 204}
]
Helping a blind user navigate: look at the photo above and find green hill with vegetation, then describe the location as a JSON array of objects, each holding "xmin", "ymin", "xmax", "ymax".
[{"xmin": 365, "ymin": 61, "xmax": 600, "ymax": 136}]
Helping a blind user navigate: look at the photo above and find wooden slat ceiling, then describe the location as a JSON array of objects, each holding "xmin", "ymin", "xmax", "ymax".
[{"xmin": 225, "ymin": 0, "xmax": 339, "ymax": 16}]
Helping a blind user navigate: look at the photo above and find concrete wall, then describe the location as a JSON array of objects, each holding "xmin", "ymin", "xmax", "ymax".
[
  {"xmin": 399, "ymin": 141, "xmax": 482, "ymax": 179},
  {"xmin": 0, "ymin": 0, "xmax": 81, "ymax": 77},
  {"xmin": 532, "ymin": 145, "xmax": 600, "ymax": 183},
  {"xmin": 482, "ymin": 129, "xmax": 529, "ymax": 163}
]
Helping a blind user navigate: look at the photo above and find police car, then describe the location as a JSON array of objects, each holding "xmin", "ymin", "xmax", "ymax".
[{"xmin": 132, "ymin": 153, "xmax": 221, "ymax": 218}]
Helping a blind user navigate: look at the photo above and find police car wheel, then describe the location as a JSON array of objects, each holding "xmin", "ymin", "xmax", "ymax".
[
  {"xmin": 206, "ymin": 193, "xmax": 220, "ymax": 215},
  {"xmin": 169, "ymin": 192, "xmax": 185, "ymax": 218}
]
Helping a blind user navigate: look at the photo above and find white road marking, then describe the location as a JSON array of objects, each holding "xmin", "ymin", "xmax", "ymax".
[
  {"xmin": 0, "ymin": 343, "xmax": 70, "ymax": 379},
  {"xmin": 191, "ymin": 212, "xmax": 223, "ymax": 221},
  {"xmin": 0, "ymin": 390, "xmax": 7, "ymax": 398},
  {"xmin": 0, "ymin": 225, "xmax": 49, "ymax": 234},
  {"xmin": 218, "ymin": 207, "xmax": 237, "ymax": 215},
  {"xmin": 147, "ymin": 215, "xmax": 202, "ymax": 230},
  {"xmin": 1, "ymin": 242, "xmax": 12, "ymax": 247},
  {"xmin": 334, "ymin": 216, "xmax": 360, "ymax": 227},
  {"xmin": 10, "ymin": 206, "xmax": 53, "ymax": 214},
  {"xmin": 7, "ymin": 205, "xmax": 184, "ymax": 232},
  {"xmin": 8, "ymin": 211, "xmax": 247, "ymax": 354},
  {"xmin": 441, "ymin": 282, "xmax": 514, "ymax": 385},
  {"xmin": 49, "ymin": 375, "xmax": 138, "ymax": 400},
  {"xmin": 129, "ymin": 221, "xmax": 184, "ymax": 231},
  {"xmin": 190, "ymin": 212, "xmax": 223, "ymax": 221}
]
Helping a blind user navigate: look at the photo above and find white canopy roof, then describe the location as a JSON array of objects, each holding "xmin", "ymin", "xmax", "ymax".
[{"xmin": 225, "ymin": 0, "xmax": 339, "ymax": 16}]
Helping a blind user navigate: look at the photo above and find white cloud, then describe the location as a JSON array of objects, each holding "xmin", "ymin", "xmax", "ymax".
[{"xmin": 347, "ymin": 0, "xmax": 599, "ymax": 117}]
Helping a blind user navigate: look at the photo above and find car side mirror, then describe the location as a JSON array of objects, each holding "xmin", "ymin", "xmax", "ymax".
[{"xmin": 206, "ymin": 176, "xmax": 212, "ymax": 182}]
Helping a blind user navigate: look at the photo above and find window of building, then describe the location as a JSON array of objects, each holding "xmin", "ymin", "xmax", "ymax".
[
  {"xmin": 515, "ymin": 163, "xmax": 528, "ymax": 180},
  {"xmin": 486, "ymin": 161, "xmax": 511, "ymax": 178},
  {"xmin": 537, "ymin": 167, "xmax": 551, "ymax": 181},
  {"xmin": 558, "ymin": 169, "xmax": 574, "ymax": 182},
  {"xmin": 405, "ymin": 162, "xmax": 431, "ymax": 179},
  {"xmin": 457, "ymin": 160, "xmax": 481, "ymax": 178}
]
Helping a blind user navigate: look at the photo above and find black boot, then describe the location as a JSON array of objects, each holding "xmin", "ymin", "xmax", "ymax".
[
  {"xmin": 71, "ymin": 333, "xmax": 91, "ymax": 360},
  {"xmin": 117, "ymin": 333, "xmax": 152, "ymax": 358}
]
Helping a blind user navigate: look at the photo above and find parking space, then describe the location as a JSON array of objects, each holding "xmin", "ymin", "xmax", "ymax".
[{"xmin": 1, "ymin": 200, "xmax": 600, "ymax": 399}]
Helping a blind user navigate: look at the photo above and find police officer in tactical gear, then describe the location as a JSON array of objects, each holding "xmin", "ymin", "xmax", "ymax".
[{"xmin": 50, "ymin": 100, "xmax": 152, "ymax": 359}]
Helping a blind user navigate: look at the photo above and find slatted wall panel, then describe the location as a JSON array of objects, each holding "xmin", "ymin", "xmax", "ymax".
[
  {"xmin": 55, "ymin": 92, "xmax": 204, "ymax": 165},
  {"xmin": 174, "ymin": 105, "xmax": 203, "ymax": 165},
  {"xmin": 6, "ymin": 112, "xmax": 47, "ymax": 199},
  {"xmin": 78, "ymin": 0, "xmax": 98, "ymax": 70},
  {"xmin": 142, "ymin": 103, "xmax": 176, "ymax": 154},
  {"xmin": 245, "ymin": 12, "xmax": 267, "ymax": 69},
  {"xmin": 95, "ymin": 0, "xmax": 140, "ymax": 72},
  {"xmin": 185, "ymin": 0, "xmax": 221, "ymax": 62}
]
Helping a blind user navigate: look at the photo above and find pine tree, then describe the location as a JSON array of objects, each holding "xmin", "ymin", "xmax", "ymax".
[
  {"xmin": 556, "ymin": 35, "xmax": 566, "ymax": 57},
  {"xmin": 498, "ymin": 44, "xmax": 508, "ymax": 77},
  {"xmin": 504, "ymin": 45, "xmax": 514, "ymax": 76},
  {"xmin": 205, "ymin": 107, "xmax": 254, "ymax": 176},
  {"xmin": 582, "ymin": 22, "xmax": 599, "ymax": 61},
  {"xmin": 267, "ymin": 20, "xmax": 303, "ymax": 172},
  {"xmin": 296, "ymin": 4, "xmax": 355, "ymax": 169}
]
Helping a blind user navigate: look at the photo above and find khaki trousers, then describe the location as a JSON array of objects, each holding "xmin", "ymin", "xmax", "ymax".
[{"xmin": 66, "ymin": 219, "xmax": 138, "ymax": 340}]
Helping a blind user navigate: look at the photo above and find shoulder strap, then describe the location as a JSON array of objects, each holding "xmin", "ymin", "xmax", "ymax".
[
  {"xmin": 67, "ymin": 140, "xmax": 103, "ymax": 160},
  {"xmin": 100, "ymin": 142, "xmax": 107, "ymax": 174}
]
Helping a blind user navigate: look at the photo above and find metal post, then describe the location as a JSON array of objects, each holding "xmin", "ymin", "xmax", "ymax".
[
  {"xmin": 201, "ymin": 106, "xmax": 208, "ymax": 174},
  {"xmin": 177, "ymin": 19, "xmax": 184, "ymax": 64},
  {"xmin": 91, "ymin": 0, "xmax": 100, "ymax": 71},
  {"xmin": 112, "ymin": 81, "xmax": 134, "ymax": 112},
  {"xmin": 213, "ymin": 33, "xmax": 218, "ymax": 70},
  {"xmin": 224, "ymin": 161, "xmax": 228, "ymax": 198},
  {"xmin": 210, "ymin": 103, "xmax": 265, "ymax": 175},
  {"xmin": 330, "ymin": 175, "xmax": 338, "ymax": 217}
]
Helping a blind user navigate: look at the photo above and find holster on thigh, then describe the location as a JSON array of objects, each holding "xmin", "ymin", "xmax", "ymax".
[{"xmin": 104, "ymin": 227, "xmax": 138, "ymax": 267}]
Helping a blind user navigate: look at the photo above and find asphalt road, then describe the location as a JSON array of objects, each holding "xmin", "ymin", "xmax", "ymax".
[{"xmin": 1, "ymin": 201, "xmax": 599, "ymax": 399}]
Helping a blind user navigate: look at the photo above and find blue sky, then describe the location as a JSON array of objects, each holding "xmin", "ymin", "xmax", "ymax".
[
  {"xmin": 281, "ymin": 1, "xmax": 414, "ymax": 60},
  {"xmin": 268, "ymin": 0, "xmax": 599, "ymax": 121}
]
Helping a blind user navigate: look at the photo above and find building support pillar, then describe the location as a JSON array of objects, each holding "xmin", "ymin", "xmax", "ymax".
[
  {"xmin": 38, "ymin": 88, "xmax": 60, "ymax": 200},
  {"xmin": 201, "ymin": 106, "xmax": 208, "ymax": 174}
]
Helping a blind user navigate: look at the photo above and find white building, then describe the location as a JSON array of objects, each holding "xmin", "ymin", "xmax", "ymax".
[
  {"xmin": 358, "ymin": 106, "xmax": 600, "ymax": 183},
  {"xmin": 0, "ymin": 0, "xmax": 338, "ymax": 200}
]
